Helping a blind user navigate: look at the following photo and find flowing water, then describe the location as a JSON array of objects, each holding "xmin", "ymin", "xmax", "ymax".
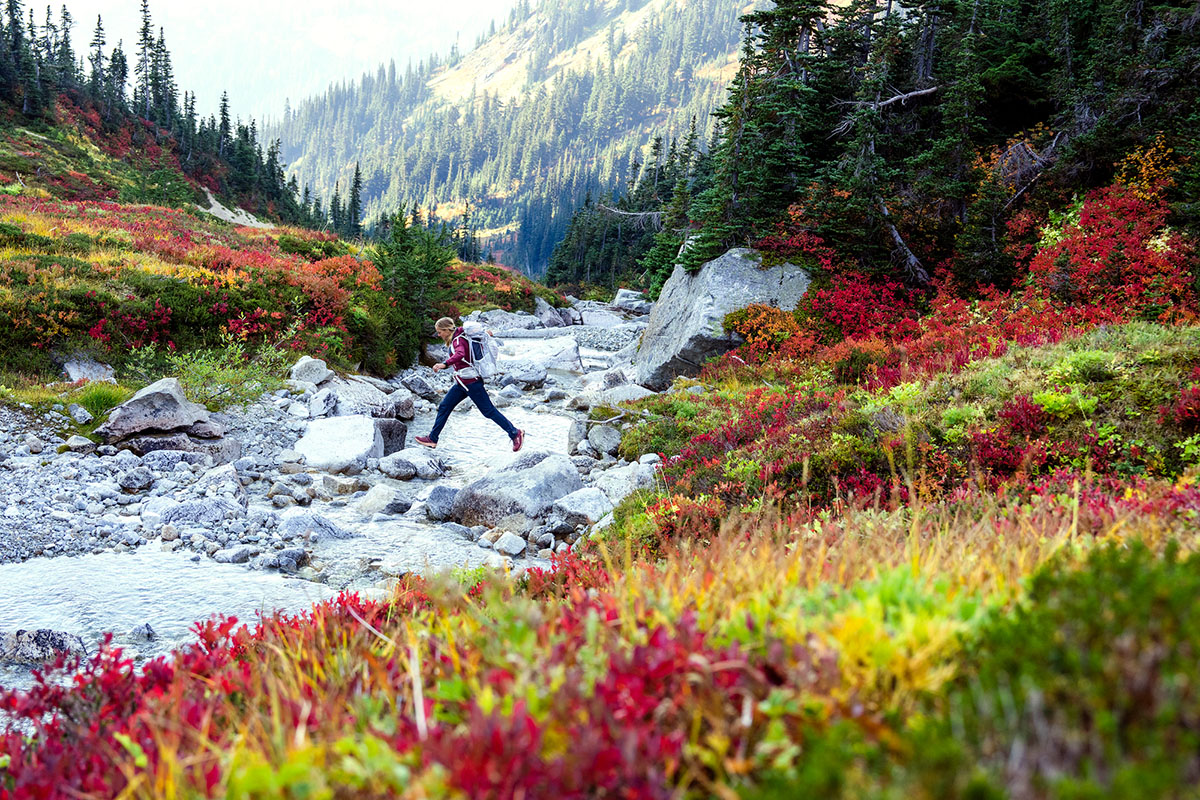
[{"xmin": 0, "ymin": 386, "xmax": 576, "ymax": 692}]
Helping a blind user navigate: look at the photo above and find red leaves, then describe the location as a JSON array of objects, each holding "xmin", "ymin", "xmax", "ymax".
[{"xmin": 1029, "ymin": 186, "xmax": 1195, "ymax": 317}]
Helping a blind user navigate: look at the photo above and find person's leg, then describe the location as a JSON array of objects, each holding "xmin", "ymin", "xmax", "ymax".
[
  {"xmin": 466, "ymin": 381, "xmax": 519, "ymax": 439},
  {"xmin": 427, "ymin": 383, "xmax": 468, "ymax": 443}
]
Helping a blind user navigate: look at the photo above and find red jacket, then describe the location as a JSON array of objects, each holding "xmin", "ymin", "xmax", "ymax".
[{"xmin": 442, "ymin": 327, "xmax": 479, "ymax": 384}]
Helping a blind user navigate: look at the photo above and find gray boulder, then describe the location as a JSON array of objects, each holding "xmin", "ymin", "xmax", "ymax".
[
  {"xmin": 594, "ymin": 462, "xmax": 660, "ymax": 505},
  {"xmin": 141, "ymin": 450, "xmax": 208, "ymax": 470},
  {"xmin": 612, "ymin": 288, "xmax": 654, "ymax": 315},
  {"xmin": 0, "ymin": 629, "xmax": 87, "ymax": 666},
  {"xmin": 402, "ymin": 374, "xmax": 439, "ymax": 401},
  {"xmin": 64, "ymin": 435, "xmax": 96, "ymax": 454},
  {"xmin": 494, "ymin": 531, "xmax": 528, "ymax": 557},
  {"xmin": 278, "ymin": 508, "xmax": 357, "ymax": 541},
  {"xmin": 327, "ymin": 377, "xmax": 390, "ymax": 417},
  {"xmin": 552, "ymin": 487, "xmax": 615, "ymax": 526},
  {"xmin": 95, "ymin": 378, "xmax": 210, "ymax": 443},
  {"xmin": 160, "ymin": 497, "xmax": 243, "ymax": 527},
  {"xmin": 62, "ymin": 356, "xmax": 116, "ymax": 384},
  {"xmin": 374, "ymin": 419, "xmax": 409, "ymax": 456},
  {"xmin": 534, "ymin": 296, "xmax": 565, "ymax": 328},
  {"xmin": 378, "ymin": 454, "xmax": 418, "ymax": 480},
  {"xmin": 505, "ymin": 361, "xmax": 548, "ymax": 389},
  {"xmin": 424, "ymin": 485, "xmax": 459, "ymax": 521},
  {"xmin": 451, "ymin": 451, "xmax": 582, "ymax": 527},
  {"xmin": 384, "ymin": 448, "xmax": 447, "ymax": 480},
  {"xmin": 294, "ymin": 415, "xmax": 384, "ymax": 474},
  {"xmin": 587, "ymin": 425, "xmax": 622, "ymax": 456},
  {"xmin": 117, "ymin": 467, "xmax": 155, "ymax": 492},
  {"xmin": 290, "ymin": 356, "xmax": 333, "ymax": 385},
  {"xmin": 119, "ymin": 432, "xmax": 241, "ymax": 464},
  {"xmin": 634, "ymin": 248, "xmax": 811, "ymax": 390}
]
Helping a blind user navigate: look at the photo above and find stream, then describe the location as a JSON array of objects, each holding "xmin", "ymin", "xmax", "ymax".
[{"xmin": 0, "ymin": 355, "xmax": 579, "ymax": 693}]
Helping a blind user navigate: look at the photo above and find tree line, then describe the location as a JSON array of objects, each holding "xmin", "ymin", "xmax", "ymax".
[{"xmin": 1, "ymin": 0, "xmax": 317, "ymax": 225}]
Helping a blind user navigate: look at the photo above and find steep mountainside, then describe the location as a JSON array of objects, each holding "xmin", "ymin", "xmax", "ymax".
[{"xmin": 270, "ymin": 0, "xmax": 762, "ymax": 274}]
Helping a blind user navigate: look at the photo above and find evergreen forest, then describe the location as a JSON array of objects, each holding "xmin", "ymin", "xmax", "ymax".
[
  {"xmin": 550, "ymin": 0, "xmax": 1200, "ymax": 294},
  {"xmin": 270, "ymin": 0, "xmax": 762, "ymax": 273}
]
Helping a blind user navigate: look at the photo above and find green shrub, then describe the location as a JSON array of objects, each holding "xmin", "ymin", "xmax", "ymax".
[
  {"xmin": 160, "ymin": 332, "xmax": 290, "ymax": 411},
  {"xmin": 904, "ymin": 544, "xmax": 1200, "ymax": 799}
]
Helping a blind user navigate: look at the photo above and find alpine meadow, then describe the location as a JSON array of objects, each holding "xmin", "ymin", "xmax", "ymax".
[{"xmin": 0, "ymin": 1, "xmax": 1199, "ymax": 799}]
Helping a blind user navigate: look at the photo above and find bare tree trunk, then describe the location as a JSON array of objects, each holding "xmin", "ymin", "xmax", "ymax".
[{"xmin": 877, "ymin": 196, "xmax": 930, "ymax": 284}]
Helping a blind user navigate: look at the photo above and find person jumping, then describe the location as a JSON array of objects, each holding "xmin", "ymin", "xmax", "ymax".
[{"xmin": 414, "ymin": 316, "xmax": 524, "ymax": 451}]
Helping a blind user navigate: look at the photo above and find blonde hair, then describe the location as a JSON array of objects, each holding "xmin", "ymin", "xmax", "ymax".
[{"xmin": 434, "ymin": 316, "xmax": 456, "ymax": 331}]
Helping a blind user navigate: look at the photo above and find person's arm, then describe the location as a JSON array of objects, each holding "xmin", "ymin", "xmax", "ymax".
[{"xmin": 442, "ymin": 335, "xmax": 469, "ymax": 368}]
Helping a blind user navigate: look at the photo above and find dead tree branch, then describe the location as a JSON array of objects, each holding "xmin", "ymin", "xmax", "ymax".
[
  {"xmin": 596, "ymin": 204, "xmax": 664, "ymax": 232},
  {"xmin": 877, "ymin": 196, "xmax": 930, "ymax": 285}
]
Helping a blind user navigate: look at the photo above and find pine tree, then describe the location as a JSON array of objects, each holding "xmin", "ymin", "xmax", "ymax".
[
  {"xmin": 87, "ymin": 13, "xmax": 103, "ymax": 95},
  {"xmin": 218, "ymin": 90, "xmax": 231, "ymax": 157},
  {"xmin": 134, "ymin": 0, "xmax": 153, "ymax": 119},
  {"xmin": 348, "ymin": 162, "xmax": 363, "ymax": 237}
]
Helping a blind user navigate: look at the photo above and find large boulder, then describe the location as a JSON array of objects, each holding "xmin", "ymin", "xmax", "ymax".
[
  {"xmin": 120, "ymin": 432, "xmax": 241, "ymax": 464},
  {"xmin": 290, "ymin": 356, "xmax": 333, "ymax": 385},
  {"xmin": 402, "ymin": 374, "xmax": 439, "ymax": 401},
  {"xmin": 95, "ymin": 378, "xmax": 210, "ymax": 443},
  {"xmin": 381, "ymin": 388, "xmax": 416, "ymax": 421},
  {"xmin": 594, "ymin": 462, "xmax": 659, "ymax": 505},
  {"xmin": 0, "ymin": 629, "xmax": 87, "ymax": 666},
  {"xmin": 374, "ymin": 419, "xmax": 409, "ymax": 456},
  {"xmin": 469, "ymin": 308, "xmax": 544, "ymax": 331},
  {"xmin": 534, "ymin": 296, "xmax": 565, "ymax": 328},
  {"xmin": 327, "ymin": 377, "xmax": 390, "ymax": 417},
  {"xmin": 62, "ymin": 356, "xmax": 115, "ymax": 384},
  {"xmin": 634, "ymin": 248, "xmax": 811, "ymax": 390},
  {"xmin": 612, "ymin": 288, "xmax": 654, "ymax": 315},
  {"xmin": 451, "ymin": 451, "xmax": 583, "ymax": 527},
  {"xmin": 294, "ymin": 415, "xmax": 384, "ymax": 474},
  {"xmin": 424, "ymin": 485, "xmax": 460, "ymax": 521}
]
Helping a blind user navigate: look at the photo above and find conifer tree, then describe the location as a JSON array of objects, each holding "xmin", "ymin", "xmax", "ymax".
[
  {"xmin": 134, "ymin": 0, "xmax": 152, "ymax": 118},
  {"xmin": 87, "ymin": 13, "xmax": 102, "ymax": 94},
  {"xmin": 348, "ymin": 162, "xmax": 363, "ymax": 237}
]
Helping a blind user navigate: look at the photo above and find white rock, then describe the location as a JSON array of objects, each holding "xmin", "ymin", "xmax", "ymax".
[
  {"xmin": 294, "ymin": 415, "xmax": 384, "ymax": 474},
  {"xmin": 290, "ymin": 356, "xmax": 333, "ymax": 385}
]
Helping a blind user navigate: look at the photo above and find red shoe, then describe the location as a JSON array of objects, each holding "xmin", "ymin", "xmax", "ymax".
[
  {"xmin": 512, "ymin": 430, "xmax": 524, "ymax": 452},
  {"xmin": 415, "ymin": 436, "xmax": 437, "ymax": 449}
]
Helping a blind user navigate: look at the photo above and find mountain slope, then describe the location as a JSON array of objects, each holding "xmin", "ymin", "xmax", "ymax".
[{"xmin": 270, "ymin": 0, "xmax": 762, "ymax": 274}]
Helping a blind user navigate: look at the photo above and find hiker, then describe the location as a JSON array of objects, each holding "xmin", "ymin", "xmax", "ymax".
[{"xmin": 415, "ymin": 317, "xmax": 524, "ymax": 452}]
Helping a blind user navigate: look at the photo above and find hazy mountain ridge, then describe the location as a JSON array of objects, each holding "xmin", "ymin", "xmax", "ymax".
[{"xmin": 271, "ymin": 0, "xmax": 762, "ymax": 274}]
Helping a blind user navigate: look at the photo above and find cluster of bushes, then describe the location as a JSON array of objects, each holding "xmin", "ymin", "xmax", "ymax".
[
  {"xmin": 0, "ymin": 197, "xmax": 558, "ymax": 380},
  {"xmin": 4, "ymin": 494, "xmax": 1199, "ymax": 797}
]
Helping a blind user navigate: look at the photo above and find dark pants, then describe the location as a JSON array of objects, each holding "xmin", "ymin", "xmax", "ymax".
[{"xmin": 428, "ymin": 380, "xmax": 518, "ymax": 443}]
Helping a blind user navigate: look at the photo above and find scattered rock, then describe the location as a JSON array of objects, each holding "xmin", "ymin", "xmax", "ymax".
[
  {"xmin": 63, "ymin": 435, "xmax": 95, "ymax": 454},
  {"xmin": 66, "ymin": 403, "xmax": 94, "ymax": 426},
  {"xmin": 24, "ymin": 434, "xmax": 44, "ymax": 454},
  {"xmin": 62, "ymin": 356, "xmax": 116, "ymax": 384},
  {"xmin": 356, "ymin": 485, "xmax": 411, "ymax": 516},
  {"xmin": 213, "ymin": 545, "xmax": 256, "ymax": 564},
  {"xmin": 326, "ymin": 376, "xmax": 390, "ymax": 417},
  {"xmin": 117, "ymin": 467, "xmax": 155, "ymax": 492},
  {"xmin": 160, "ymin": 498, "xmax": 243, "ymax": 527}
]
